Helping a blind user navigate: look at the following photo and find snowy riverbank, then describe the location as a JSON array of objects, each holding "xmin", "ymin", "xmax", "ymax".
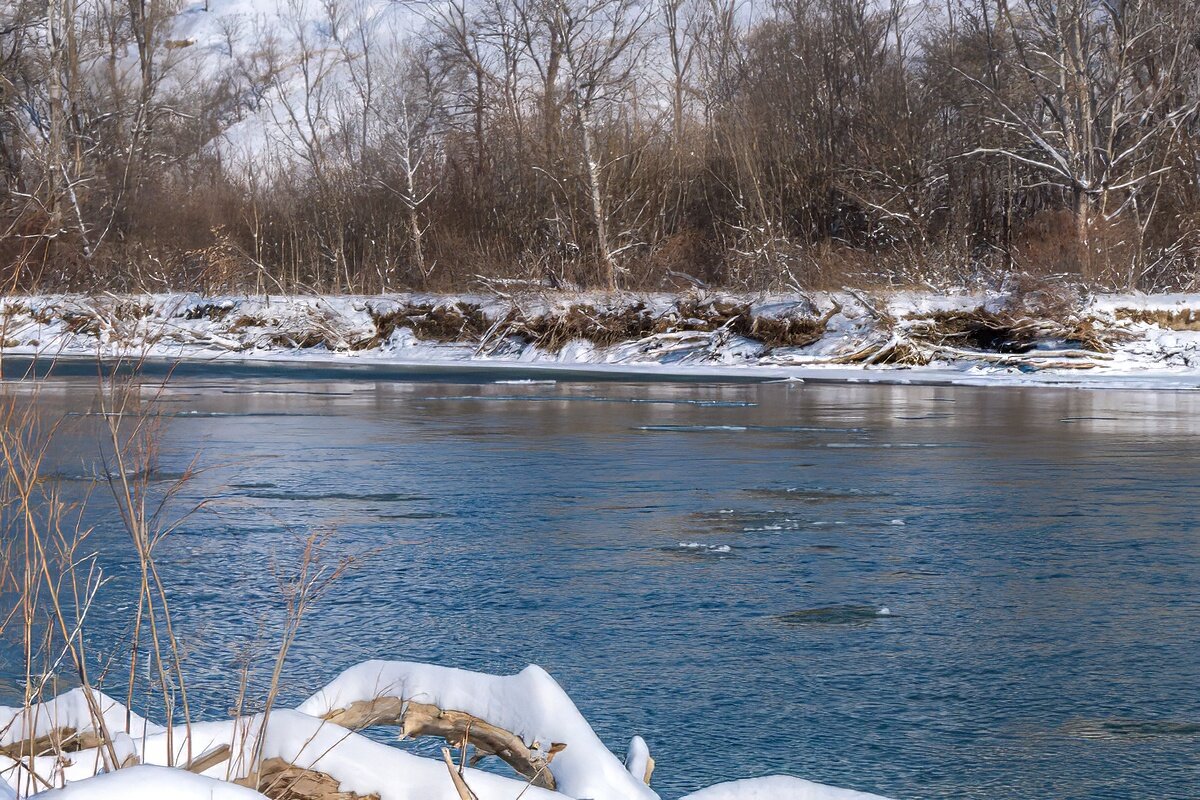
[
  {"xmin": 2, "ymin": 660, "xmax": 892, "ymax": 800},
  {"xmin": 3, "ymin": 290, "xmax": 1200, "ymax": 388}
]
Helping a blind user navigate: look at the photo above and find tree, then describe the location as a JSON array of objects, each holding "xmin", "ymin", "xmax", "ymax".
[{"xmin": 546, "ymin": 0, "xmax": 649, "ymax": 288}]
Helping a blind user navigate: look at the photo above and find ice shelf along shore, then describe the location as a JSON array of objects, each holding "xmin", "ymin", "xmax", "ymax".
[
  {"xmin": 3, "ymin": 290, "xmax": 1200, "ymax": 388},
  {"xmin": 0, "ymin": 660, "xmax": 894, "ymax": 800}
]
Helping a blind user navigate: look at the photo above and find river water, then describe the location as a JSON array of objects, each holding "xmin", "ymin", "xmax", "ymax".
[{"xmin": 3, "ymin": 373, "xmax": 1200, "ymax": 799}]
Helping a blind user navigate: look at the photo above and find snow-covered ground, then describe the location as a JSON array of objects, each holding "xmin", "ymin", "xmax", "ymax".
[
  {"xmin": 0, "ymin": 661, "xmax": 895, "ymax": 800},
  {"xmin": 2, "ymin": 290, "xmax": 1200, "ymax": 389}
]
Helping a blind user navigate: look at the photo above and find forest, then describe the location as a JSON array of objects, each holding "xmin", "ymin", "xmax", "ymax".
[{"xmin": 2, "ymin": 0, "xmax": 1199, "ymax": 293}]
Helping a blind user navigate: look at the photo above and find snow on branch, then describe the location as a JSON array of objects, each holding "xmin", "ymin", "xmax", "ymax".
[{"xmin": 298, "ymin": 661, "xmax": 657, "ymax": 800}]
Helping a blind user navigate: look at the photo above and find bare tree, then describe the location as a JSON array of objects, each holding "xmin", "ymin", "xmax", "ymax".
[
  {"xmin": 546, "ymin": 0, "xmax": 649, "ymax": 288},
  {"xmin": 962, "ymin": 0, "xmax": 1200, "ymax": 277}
]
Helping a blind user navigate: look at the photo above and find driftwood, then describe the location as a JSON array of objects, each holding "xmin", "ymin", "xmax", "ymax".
[
  {"xmin": 319, "ymin": 696, "xmax": 563, "ymax": 790},
  {"xmin": 441, "ymin": 747, "xmax": 479, "ymax": 800},
  {"xmin": 0, "ymin": 727, "xmax": 105, "ymax": 760},
  {"xmin": 237, "ymin": 758, "xmax": 380, "ymax": 800},
  {"xmin": 184, "ymin": 743, "xmax": 232, "ymax": 773},
  {"xmin": 2, "ymin": 699, "xmax": 569, "ymax": 799}
]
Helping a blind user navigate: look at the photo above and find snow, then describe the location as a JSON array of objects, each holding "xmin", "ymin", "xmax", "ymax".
[
  {"xmin": 4, "ymin": 290, "xmax": 1200, "ymax": 388},
  {"xmin": 1, "ymin": 661, "xmax": 898, "ymax": 800},
  {"xmin": 0, "ymin": 687, "xmax": 162, "ymax": 748},
  {"xmin": 298, "ymin": 660, "xmax": 658, "ymax": 800},
  {"xmin": 29, "ymin": 766, "xmax": 267, "ymax": 799},
  {"xmin": 184, "ymin": 708, "xmax": 570, "ymax": 800},
  {"xmin": 625, "ymin": 736, "xmax": 652, "ymax": 783},
  {"xmin": 680, "ymin": 776, "xmax": 894, "ymax": 800}
]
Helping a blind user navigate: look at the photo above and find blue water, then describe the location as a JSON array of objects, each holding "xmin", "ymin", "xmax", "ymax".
[{"xmin": 4, "ymin": 376, "xmax": 1200, "ymax": 799}]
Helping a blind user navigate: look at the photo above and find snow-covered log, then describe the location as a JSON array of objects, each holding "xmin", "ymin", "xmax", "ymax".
[
  {"xmin": 0, "ymin": 689, "xmax": 161, "ymax": 796},
  {"xmin": 161, "ymin": 709, "xmax": 569, "ymax": 800},
  {"xmin": 298, "ymin": 661, "xmax": 658, "ymax": 800},
  {"xmin": 0, "ymin": 688, "xmax": 161, "ymax": 752}
]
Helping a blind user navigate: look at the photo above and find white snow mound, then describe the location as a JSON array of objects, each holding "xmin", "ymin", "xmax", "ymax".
[
  {"xmin": 30, "ymin": 765, "xmax": 267, "ymax": 799},
  {"xmin": 680, "ymin": 775, "xmax": 894, "ymax": 800}
]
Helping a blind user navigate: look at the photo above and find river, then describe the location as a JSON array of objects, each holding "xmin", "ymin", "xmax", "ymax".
[{"xmin": 3, "ymin": 373, "xmax": 1199, "ymax": 799}]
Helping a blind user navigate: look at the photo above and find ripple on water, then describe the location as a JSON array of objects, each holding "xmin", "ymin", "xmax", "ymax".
[
  {"xmin": 424, "ymin": 395, "xmax": 756, "ymax": 407},
  {"xmin": 666, "ymin": 542, "xmax": 734, "ymax": 557},
  {"xmin": 1062, "ymin": 718, "xmax": 1200, "ymax": 740},
  {"xmin": 46, "ymin": 469, "xmax": 190, "ymax": 484},
  {"xmin": 245, "ymin": 490, "xmax": 430, "ymax": 502},
  {"xmin": 377, "ymin": 511, "xmax": 454, "ymax": 520},
  {"xmin": 776, "ymin": 605, "xmax": 894, "ymax": 626},
  {"xmin": 743, "ymin": 486, "xmax": 886, "ymax": 501}
]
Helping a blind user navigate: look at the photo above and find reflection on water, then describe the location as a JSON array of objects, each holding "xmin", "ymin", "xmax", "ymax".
[
  {"xmin": 1062, "ymin": 718, "xmax": 1200, "ymax": 740},
  {"xmin": 775, "ymin": 605, "xmax": 894, "ymax": 626},
  {"xmin": 2, "ymin": 377, "xmax": 1200, "ymax": 799}
]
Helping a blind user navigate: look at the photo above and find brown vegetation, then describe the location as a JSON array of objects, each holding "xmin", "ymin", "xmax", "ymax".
[
  {"xmin": 1115, "ymin": 308, "xmax": 1200, "ymax": 332},
  {"xmin": 2, "ymin": 0, "xmax": 1199, "ymax": 294}
]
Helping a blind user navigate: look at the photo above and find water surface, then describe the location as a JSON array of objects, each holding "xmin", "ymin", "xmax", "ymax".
[{"xmin": 3, "ymin": 375, "xmax": 1199, "ymax": 799}]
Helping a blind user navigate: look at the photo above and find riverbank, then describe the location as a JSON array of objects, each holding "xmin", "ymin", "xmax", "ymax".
[{"xmin": 3, "ymin": 289, "xmax": 1199, "ymax": 388}]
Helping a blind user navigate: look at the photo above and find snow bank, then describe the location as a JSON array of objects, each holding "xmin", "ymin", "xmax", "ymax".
[
  {"xmin": 0, "ymin": 688, "xmax": 162, "ymax": 748},
  {"xmin": 298, "ymin": 660, "xmax": 658, "ymax": 800},
  {"xmin": 29, "ymin": 765, "xmax": 267, "ymax": 799},
  {"xmin": 142, "ymin": 709, "xmax": 571, "ymax": 800},
  {"xmin": 680, "ymin": 776, "xmax": 893, "ymax": 800},
  {"xmin": 4, "ymin": 290, "xmax": 1200, "ymax": 388},
  {"xmin": 1, "ymin": 660, "xmax": 899, "ymax": 800}
]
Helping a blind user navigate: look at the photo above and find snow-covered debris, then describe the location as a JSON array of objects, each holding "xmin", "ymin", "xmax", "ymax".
[
  {"xmin": 298, "ymin": 660, "xmax": 658, "ymax": 800},
  {"xmin": 6, "ymin": 289, "xmax": 1198, "ymax": 386},
  {"xmin": 675, "ymin": 542, "xmax": 733, "ymax": 554},
  {"xmin": 0, "ymin": 687, "xmax": 163, "ymax": 749},
  {"xmin": 1, "ymin": 659, "xmax": 898, "ymax": 800}
]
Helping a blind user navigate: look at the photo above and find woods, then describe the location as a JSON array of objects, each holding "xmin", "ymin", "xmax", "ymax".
[{"xmin": 2, "ymin": 0, "xmax": 1199, "ymax": 293}]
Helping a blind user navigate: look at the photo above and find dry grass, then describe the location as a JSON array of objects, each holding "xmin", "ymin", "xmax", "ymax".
[
  {"xmin": 365, "ymin": 303, "xmax": 490, "ymax": 347},
  {"xmin": 0, "ymin": 357, "xmax": 368, "ymax": 797},
  {"xmin": 1114, "ymin": 308, "xmax": 1200, "ymax": 331}
]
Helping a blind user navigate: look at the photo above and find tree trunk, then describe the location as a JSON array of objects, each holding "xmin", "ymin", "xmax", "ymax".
[
  {"xmin": 1073, "ymin": 187, "xmax": 1093, "ymax": 279},
  {"xmin": 578, "ymin": 104, "xmax": 617, "ymax": 289},
  {"xmin": 405, "ymin": 164, "xmax": 426, "ymax": 281},
  {"xmin": 46, "ymin": 0, "xmax": 64, "ymax": 233},
  {"xmin": 543, "ymin": 30, "xmax": 561, "ymax": 159}
]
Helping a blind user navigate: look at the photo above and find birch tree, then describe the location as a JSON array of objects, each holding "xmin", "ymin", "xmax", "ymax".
[{"xmin": 547, "ymin": 0, "xmax": 649, "ymax": 288}]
